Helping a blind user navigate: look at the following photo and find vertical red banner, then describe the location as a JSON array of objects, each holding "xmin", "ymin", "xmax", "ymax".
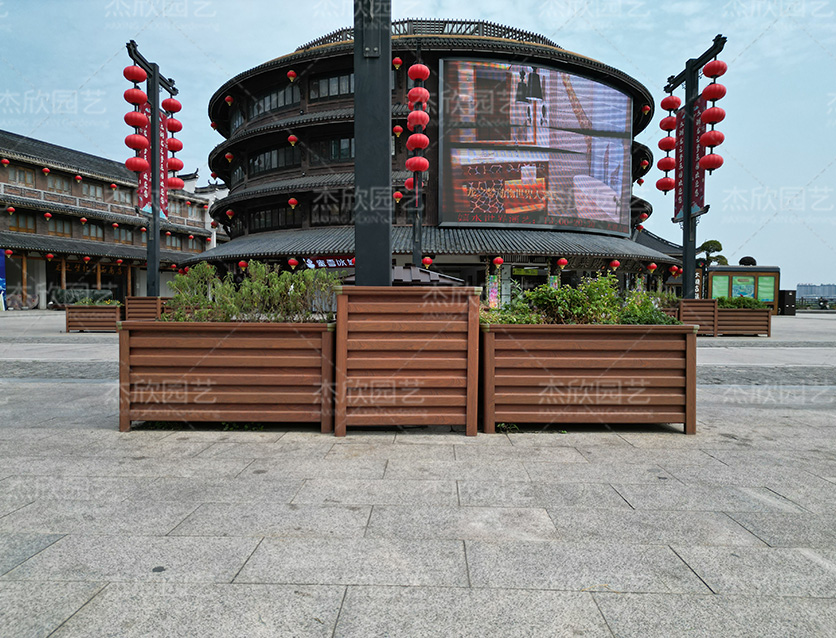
[
  {"xmin": 137, "ymin": 103, "xmax": 168, "ymax": 218},
  {"xmin": 673, "ymin": 98, "xmax": 707, "ymax": 222}
]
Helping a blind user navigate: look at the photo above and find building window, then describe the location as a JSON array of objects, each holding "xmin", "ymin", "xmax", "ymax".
[
  {"xmin": 81, "ymin": 183, "xmax": 104, "ymax": 200},
  {"xmin": 248, "ymin": 145, "xmax": 302, "ymax": 176},
  {"xmin": 9, "ymin": 167, "xmax": 35, "ymax": 186},
  {"xmin": 309, "ymin": 72, "xmax": 354, "ymax": 101},
  {"xmin": 48, "ymin": 218, "xmax": 72, "ymax": 237},
  {"xmin": 112, "ymin": 188, "xmax": 132, "ymax": 204},
  {"xmin": 165, "ymin": 234, "xmax": 182, "ymax": 250},
  {"xmin": 9, "ymin": 213, "xmax": 36, "ymax": 233},
  {"xmin": 186, "ymin": 237, "xmax": 201, "ymax": 252},
  {"xmin": 188, "ymin": 204, "xmax": 201, "ymax": 219},
  {"xmin": 248, "ymin": 84, "xmax": 301, "ymax": 120},
  {"xmin": 168, "ymin": 199, "xmax": 185, "ymax": 217},
  {"xmin": 230, "ymin": 106, "xmax": 244, "ymax": 132},
  {"xmin": 82, "ymin": 223, "xmax": 104, "ymax": 241},
  {"xmin": 114, "ymin": 227, "xmax": 134, "ymax": 244},
  {"xmin": 47, "ymin": 174, "xmax": 72, "ymax": 194},
  {"xmin": 231, "ymin": 164, "xmax": 244, "ymax": 187},
  {"xmin": 249, "ymin": 205, "xmax": 302, "ymax": 232},
  {"xmin": 309, "ymin": 137, "xmax": 355, "ymax": 166}
]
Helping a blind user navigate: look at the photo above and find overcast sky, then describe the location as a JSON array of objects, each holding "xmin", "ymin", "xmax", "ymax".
[{"xmin": 1, "ymin": 0, "xmax": 833, "ymax": 287}]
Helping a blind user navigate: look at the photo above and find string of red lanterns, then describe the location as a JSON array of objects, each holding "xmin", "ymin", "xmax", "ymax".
[
  {"xmin": 405, "ymin": 61, "xmax": 431, "ymax": 197},
  {"xmin": 655, "ymin": 92, "xmax": 680, "ymax": 194},
  {"xmin": 123, "ymin": 65, "xmax": 150, "ymax": 173},
  {"xmin": 698, "ymin": 58, "xmax": 727, "ymax": 174}
]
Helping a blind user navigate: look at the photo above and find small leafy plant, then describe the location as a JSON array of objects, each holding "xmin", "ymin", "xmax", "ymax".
[
  {"xmin": 716, "ymin": 296, "xmax": 769, "ymax": 309},
  {"xmin": 164, "ymin": 261, "xmax": 340, "ymax": 323},
  {"xmin": 76, "ymin": 297, "xmax": 122, "ymax": 307}
]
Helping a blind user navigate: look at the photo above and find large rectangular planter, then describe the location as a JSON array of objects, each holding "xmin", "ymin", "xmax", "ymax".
[
  {"xmin": 678, "ymin": 299, "xmax": 718, "ymax": 336},
  {"xmin": 717, "ymin": 308, "xmax": 772, "ymax": 336},
  {"xmin": 118, "ymin": 321, "xmax": 334, "ymax": 432},
  {"xmin": 66, "ymin": 305, "xmax": 121, "ymax": 333},
  {"xmin": 334, "ymin": 286, "xmax": 481, "ymax": 436},
  {"xmin": 125, "ymin": 297, "xmax": 171, "ymax": 321},
  {"xmin": 482, "ymin": 324, "xmax": 698, "ymax": 434}
]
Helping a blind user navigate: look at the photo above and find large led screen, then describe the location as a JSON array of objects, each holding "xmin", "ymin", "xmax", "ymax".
[{"xmin": 440, "ymin": 60, "xmax": 633, "ymax": 234}]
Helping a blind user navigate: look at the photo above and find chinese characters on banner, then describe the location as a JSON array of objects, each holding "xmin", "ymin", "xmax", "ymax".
[
  {"xmin": 674, "ymin": 97, "xmax": 707, "ymax": 222},
  {"xmin": 137, "ymin": 102, "xmax": 169, "ymax": 218}
]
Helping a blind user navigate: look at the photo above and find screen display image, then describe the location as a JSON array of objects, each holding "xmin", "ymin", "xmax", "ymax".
[{"xmin": 440, "ymin": 60, "xmax": 633, "ymax": 234}]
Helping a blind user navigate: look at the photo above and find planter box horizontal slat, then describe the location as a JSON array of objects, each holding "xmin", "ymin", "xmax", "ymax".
[
  {"xmin": 346, "ymin": 339, "xmax": 466, "ymax": 351},
  {"xmin": 348, "ymin": 302, "xmax": 469, "ymax": 314},
  {"xmin": 345, "ymin": 394, "xmax": 465, "ymax": 407},
  {"xmin": 345, "ymin": 411, "xmax": 467, "ymax": 426},
  {"xmin": 66, "ymin": 306, "xmax": 121, "ymax": 333},
  {"xmin": 716, "ymin": 308, "xmax": 771, "ymax": 336},
  {"xmin": 678, "ymin": 299, "xmax": 718, "ymax": 336},
  {"xmin": 120, "ymin": 321, "xmax": 334, "ymax": 433},
  {"xmin": 483, "ymin": 324, "xmax": 697, "ymax": 435},
  {"xmin": 345, "ymin": 376, "xmax": 469, "ymax": 388},
  {"xmin": 347, "ymin": 320, "xmax": 469, "ymax": 333},
  {"xmin": 125, "ymin": 297, "xmax": 171, "ymax": 321},
  {"xmin": 346, "ymin": 358, "xmax": 468, "ymax": 370}
]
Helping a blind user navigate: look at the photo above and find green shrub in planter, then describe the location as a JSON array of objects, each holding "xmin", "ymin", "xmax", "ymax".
[
  {"xmin": 716, "ymin": 296, "xmax": 768, "ymax": 310},
  {"xmin": 52, "ymin": 289, "xmax": 114, "ymax": 305},
  {"xmin": 163, "ymin": 261, "xmax": 340, "ymax": 323}
]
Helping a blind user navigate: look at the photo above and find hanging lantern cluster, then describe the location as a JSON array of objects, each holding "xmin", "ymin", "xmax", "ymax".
[
  {"xmin": 404, "ymin": 62, "xmax": 431, "ymax": 190},
  {"xmin": 123, "ymin": 65, "xmax": 150, "ymax": 173},
  {"xmin": 163, "ymin": 96, "xmax": 185, "ymax": 190},
  {"xmin": 655, "ymin": 92, "xmax": 680, "ymax": 194},
  {"xmin": 699, "ymin": 58, "xmax": 727, "ymax": 174}
]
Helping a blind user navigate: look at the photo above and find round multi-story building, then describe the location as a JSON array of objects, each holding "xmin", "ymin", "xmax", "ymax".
[{"xmin": 194, "ymin": 19, "xmax": 673, "ymax": 287}]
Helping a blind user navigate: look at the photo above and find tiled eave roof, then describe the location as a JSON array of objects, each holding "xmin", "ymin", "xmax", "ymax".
[{"xmin": 0, "ymin": 230, "xmax": 187, "ymax": 263}]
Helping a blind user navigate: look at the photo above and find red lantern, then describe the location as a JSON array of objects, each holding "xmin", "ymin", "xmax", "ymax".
[
  {"xmin": 286, "ymin": 70, "xmax": 297, "ymax": 82},
  {"xmin": 210, "ymin": 172, "xmax": 218, "ymax": 179},
  {"xmin": 83, "ymin": 256, "xmax": 91, "ymax": 263},
  {"xmin": 656, "ymin": 177, "xmax": 675, "ymax": 192},
  {"xmin": 699, "ymin": 130, "xmax": 725, "ymax": 148},
  {"xmin": 609, "ymin": 259, "xmax": 621, "ymax": 269},
  {"xmin": 80, "ymin": 217, "xmax": 87, "ymax": 224},
  {"xmin": 140, "ymin": 227, "xmax": 146, "ymax": 232},
  {"xmin": 407, "ymin": 109, "xmax": 430, "ymax": 131},
  {"xmin": 408, "ymin": 64, "xmax": 430, "ymax": 81},
  {"xmin": 6, "ymin": 206, "xmax": 14, "ymax": 214},
  {"xmin": 178, "ymin": 268, "xmax": 185, "ymax": 274},
  {"xmin": 186, "ymin": 201, "xmax": 191, "ymax": 206},
  {"xmin": 637, "ymin": 178, "xmax": 644, "ymax": 185},
  {"xmin": 640, "ymin": 159, "xmax": 649, "ymax": 169},
  {"xmin": 659, "ymin": 116, "xmax": 677, "ymax": 131},
  {"xmin": 699, "ymin": 153, "xmax": 724, "ymax": 172},
  {"xmin": 166, "ymin": 118, "xmax": 182, "ymax": 133},
  {"xmin": 224, "ymin": 95, "xmax": 234, "ymax": 106},
  {"xmin": 188, "ymin": 235, "xmax": 194, "ymax": 240},
  {"xmin": 124, "ymin": 111, "xmax": 149, "ymax": 128},
  {"xmin": 203, "ymin": 204, "xmax": 208, "ymax": 210},
  {"xmin": 703, "ymin": 59, "xmax": 727, "ymax": 78},
  {"xmin": 660, "ymin": 95, "xmax": 682, "ymax": 111},
  {"xmin": 123, "ymin": 88, "xmax": 147, "ymax": 105},
  {"xmin": 407, "ymin": 86, "xmax": 430, "ymax": 105},
  {"xmin": 557, "ymin": 257, "xmax": 568, "ymax": 268},
  {"xmin": 288, "ymin": 257, "xmax": 299, "ymax": 268},
  {"xmin": 4, "ymin": 249, "xmax": 11, "ymax": 257},
  {"xmin": 700, "ymin": 107, "xmax": 726, "ymax": 125},
  {"xmin": 226, "ymin": 209, "xmax": 234, "ymax": 219},
  {"xmin": 206, "ymin": 237, "xmax": 211, "ymax": 242},
  {"xmin": 125, "ymin": 134, "xmax": 150, "ymax": 150},
  {"xmin": 639, "ymin": 212, "xmax": 649, "ymax": 221},
  {"xmin": 669, "ymin": 265, "xmax": 678, "ymax": 274},
  {"xmin": 422, "ymin": 256, "xmax": 433, "ymax": 266},
  {"xmin": 641, "ymin": 104, "xmax": 651, "ymax": 115},
  {"xmin": 167, "ymin": 137, "xmax": 184, "ymax": 152},
  {"xmin": 1, "ymin": 159, "xmax": 9, "ymax": 167},
  {"xmin": 406, "ymin": 133, "xmax": 429, "ymax": 151},
  {"xmin": 74, "ymin": 175, "xmax": 82, "ymax": 182},
  {"xmin": 116, "ymin": 259, "xmax": 123, "ymax": 265},
  {"xmin": 392, "ymin": 57, "xmax": 402, "ymax": 69},
  {"xmin": 647, "ymin": 263, "xmax": 657, "ymax": 272},
  {"xmin": 110, "ymin": 183, "xmax": 117, "ymax": 190},
  {"xmin": 161, "ymin": 97, "xmax": 182, "ymax": 113},
  {"xmin": 392, "ymin": 125, "xmax": 403, "ymax": 137},
  {"xmin": 636, "ymin": 224, "xmax": 644, "ymax": 231},
  {"xmin": 42, "ymin": 167, "xmax": 50, "ymax": 175},
  {"xmin": 702, "ymin": 83, "xmax": 726, "ymax": 102},
  {"xmin": 112, "ymin": 222, "xmax": 119, "ymax": 228},
  {"xmin": 125, "ymin": 156, "xmax": 149, "ymax": 172},
  {"xmin": 224, "ymin": 152, "xmax": 234, "ymax": 163},
  {"xmin": 238, "ymin": 260, "xmax": 248, "ymax": 269},
  {"xmin": 658, "ymin": 136, "xmax": 676, "ymax": 151},
  {"xmin": 393, "ymin": 191, "xmax": 403, "ymax": 202},
  {"xmin": 46, "ymin": 253, "xmax": 54, "ymax": 261},
  {"xmin": 657, "ymin": 157, "xmax": 676, "ymax": 171},
  {"xmin": 405, "ymin": 156, "xmax": 429, "ymax": 172},
  {"xmin": 171, "ymin": 264, "xmax": 177, "ymax": 270},
  {"xmin": 211, "ymin": 221, "xmax": 218, "ymax": 228},
  {"xmin": 288, "ymin": 197, "xmax": 298, "ymax": 209},
  {"xmin": 165, "ymin": 231, "xmax": 171, "ymax": 236},
  {"xmin": 167, "ymin": 177, "xmax": 185, "ymax": 190},
  {"xmin": 287, "ymin": 134, "xmax": 298, "ymax": 146},
  {"xmin": 123, "ymin": 65, "xmax": 147, "ymax": 83},
  {"xmin": 167, "ymin": 157, "xmax": 184, "ymax": 172},
  {"xmin": 44, "ymin": 213, "xmax": 52, "ymax": 221},
  {"xmin": 492, "ymin": 257, "xmax": 504, "ymax": 266},
  {"xmin": 210, "ymin": 121, "xmax": 217, "ymax": 129}
]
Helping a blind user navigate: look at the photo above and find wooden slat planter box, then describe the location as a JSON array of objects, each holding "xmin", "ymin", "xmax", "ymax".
[
  {"xmin": 678, "ymin": 299, "xmax": 718, "ymax": 336},
  {"xmin": 125, "ymin": 297, "xmax": 171, "ymax": 321},
  {"xmin": 118, "ymin": 322, "xmax": 335, "ymax": 433},
  {"xmin": 334, "ymin": 286, "xmax": 481, "ymax": 436},
  {"xmin": 661, "ymin": 307, "xmax": 679, "ymax": 320},
  {"xmin": 717, "ymin": 308, "xmax": 772, "ymax": 337},
  {"xmin": 482, "ymin": 324, "xmax": 698, "ymax": 435},
  {"xmin": 66, "ymin": 305, "xmax": 121, "ymax": 333}
]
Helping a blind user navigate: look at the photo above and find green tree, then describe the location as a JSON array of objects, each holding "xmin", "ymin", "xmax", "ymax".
[{"xmin": 697, "ymin": 240, "xmax": 728, "ymax": 266}]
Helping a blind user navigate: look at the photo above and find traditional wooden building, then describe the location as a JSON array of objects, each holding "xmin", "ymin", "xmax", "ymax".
[
  {"xmin": 190, "ymin": 19, "xmax": 678, "ymax": 287},
  {"xmin": 0, "ymin": 129, "xmax": 220, "ymax": 308}
]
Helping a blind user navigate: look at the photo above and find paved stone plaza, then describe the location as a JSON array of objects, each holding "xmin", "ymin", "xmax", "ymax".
[{"xmin": 0, "ymin": 311, "xmax": 835, "ymax": 637}]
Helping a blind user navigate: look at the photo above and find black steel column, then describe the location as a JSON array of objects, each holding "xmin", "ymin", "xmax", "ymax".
[
  {"xmin": 353, "ymin": 0, "xmax": 392, "ymax": 286},
  {"xmin": 147, "ymin": 63, "xmax": 161, "ymax": 296}
]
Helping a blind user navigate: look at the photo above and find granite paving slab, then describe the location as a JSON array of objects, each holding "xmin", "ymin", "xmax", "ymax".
[
  {"xmin": 611, "ymin": 483, "xmax": 806, "ymax": 513},
  {"xmin": 196, "ymin": 441, "xmax": 335, "ymax": 459},
  {"xmin": 0, "ymin": 581, "xmax": 105, "ymax": 638},
  {"xmin": 457, "ymin": 480, "xmax": 631, "ymax": 510},
  {"xmin": 241, "ymin": 458, "xmax": 387, "ymax": 480},
  {"xmin": 235, "ymin": 538, "xmax": 468, "ymax": 587},
  {"xmin": 383, "ymin": 458, "xmax": 530, "ymax": 481},
  {"xmin": 0, "ymin": 533, "xmax": 64, "ymax": 577},
  {"xmin": 453, "ymin": 444, "xmax": 588, "ymax": 462},
  {"xmin": 325, "ymin": 442, "xmax": 455, "ymax": 461},
  {"xmin": 126, "ymin": 477, "xmax": 305, "ymax": 504},
  {"xmin": 0, "ymin": 476, "xmax": 158, "ymax": 503},
  {"xmin": 292, "ymin": 478, "xmax": 458, "ymax": 506},
  {"xmin": 725, "ymin": 512, "xmax": 836, "ymax": 548},
  {"xmin": 524, "ymin": 461, "xmax": 677, "ymax": 484},
  {"xmin": 0, "ymin": 456, "xmax": 254, "ymax": 479}
]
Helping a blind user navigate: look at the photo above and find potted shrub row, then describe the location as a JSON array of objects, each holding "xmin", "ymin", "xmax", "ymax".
[{"xmin": 65, "ymin": 295, "xmax": 122, "ymax": 333}]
